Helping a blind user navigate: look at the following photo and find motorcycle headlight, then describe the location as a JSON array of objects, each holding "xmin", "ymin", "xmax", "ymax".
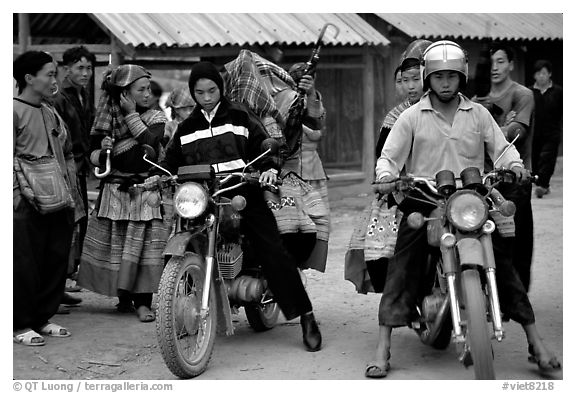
[
  {"xmin": 173, "ymin": 183, "xmax": 209, "ymax": 219},
  {"xmin": 446, "ymin": 190, "xmax": 488, "ymax": 232}
]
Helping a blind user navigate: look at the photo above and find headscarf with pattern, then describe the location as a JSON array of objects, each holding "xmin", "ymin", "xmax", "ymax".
[{"xmin": 91, "ymin": 64, "xmax": 152, "ymax": 141}]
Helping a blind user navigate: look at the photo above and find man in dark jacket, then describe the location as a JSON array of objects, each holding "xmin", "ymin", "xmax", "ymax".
[
  {"xmin": 530, "ymin": 59, "xmax": 563, "ymax": 198},
  {"xmin": 155, "ymin": 62, "xmax": 322, "ymax": 352},
  {"xmin": 53, "ymin": 45, "xmax": 96, "ymax": 304}
]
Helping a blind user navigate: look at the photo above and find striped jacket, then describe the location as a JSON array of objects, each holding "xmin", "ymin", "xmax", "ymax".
[{"xmin": 159, "ymin": 97, "xmax": 280, "ymax": 175}]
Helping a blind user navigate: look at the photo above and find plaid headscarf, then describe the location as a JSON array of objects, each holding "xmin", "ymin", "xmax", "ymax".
[
  {"xmin": 223, "ymin": 50, "xmax": 296, "ymax": 137},
  {"xmin": 399, "ymin": 39, "xmax": 433, "ymax": 72},
  {"xmin": 91, "ymin": 65, "xmax": 151, "ymax": 141},
  {"xmin": 165, "ymin": 85, "xmax": 195, "ymax": 122}
]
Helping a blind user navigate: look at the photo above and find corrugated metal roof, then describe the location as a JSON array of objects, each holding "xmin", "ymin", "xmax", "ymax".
[
  {"xmin": 92, "ymin": 13, "xmax": 390, "ymax": 48},
  {"xmin": 377, "ymin": 13, "xmax": 562, "ymax": 41}
]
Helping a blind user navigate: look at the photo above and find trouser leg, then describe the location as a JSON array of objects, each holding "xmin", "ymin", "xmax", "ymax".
[
  {"xmin": 76, "ymin": 173, "xmax": 89, "ymax": 270},
  {"xmin": 13, "ymin": 199, "xmax": 41, "ymax": 331},
  {"xmin": 535, "ymin": 136, "xmax": 560, "ymax": 189},
  {"xmin": 497, "ymin": 183, "xmax": 534, "ymax": 292},
  {"xmin": 13, "ymin": 199, "xmax": 73, "ymax": 330},
  {"xmin": 34, "ymin": 209, "xmax": 74, "ymax": 328},
  {"xmin": 492, "ymin": 228, "xmax": 536, "ymax": 325},
  {"xmin": 378, "ymin": 216, "xmax": 429, "ymax": 326},
  {"xmin": 240, "ymin": 186, "xmax": 312, "ymax": 320}
]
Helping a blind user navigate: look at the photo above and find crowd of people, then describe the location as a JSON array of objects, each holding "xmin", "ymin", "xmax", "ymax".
[{"xmin": 13, "ymin": 39, "xmax": 561, "ymax": 377}]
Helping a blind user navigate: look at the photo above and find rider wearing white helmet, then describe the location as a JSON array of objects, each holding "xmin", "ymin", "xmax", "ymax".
[{"xmin": 365, "ymin": 40, "xmax": 560, "ymax": 378}]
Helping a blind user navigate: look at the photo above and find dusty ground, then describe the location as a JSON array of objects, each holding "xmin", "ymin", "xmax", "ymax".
[{"xmin": 12, "ymin": 160, "xmax": 564, "ymax": 381}]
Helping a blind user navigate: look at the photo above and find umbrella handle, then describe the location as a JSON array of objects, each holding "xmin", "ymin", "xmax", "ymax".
[
  {"xmin": 94, "ymin": 149, "xmax": 112, "ymax": 178},
  {"xmin": 315, "ymin": 23, "xmax": 340, "ymax": 46}
]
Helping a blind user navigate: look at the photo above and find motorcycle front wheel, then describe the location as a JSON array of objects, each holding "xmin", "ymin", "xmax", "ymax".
[
  {"xmin": 462, "ymin": 269, "xmax": 495, "ymax": 380},
  {"xmin": 156, "ymin": 252, "xmax": 217, "ymax": 378},
  {"xmin": 245, "ymin": 301, "xmax": 280, "ymax": 332}
]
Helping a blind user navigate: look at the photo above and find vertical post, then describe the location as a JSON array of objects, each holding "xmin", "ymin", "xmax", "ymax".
[
  {"xmin": 362, "ymin": 46, "xmax": 375, "ymax": 180},
  {"xmin": 110, "ymin": 35, "xmax": 121, "ymax": 67},
  {"xmin": 18, "ymin": 13, "xmax": 30, "ymax": 54}
]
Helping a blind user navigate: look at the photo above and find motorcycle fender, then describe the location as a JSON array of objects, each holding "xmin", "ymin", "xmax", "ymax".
[
  {"xmin": 162, "ymin": 232, "xmax": 196, "ymax": 258},
  {"xmin": 456, "ymin": 238, "xmax": 485, "ymax": 268},
  {"xmin": 214, "ymin": 275, "xmax": 235, "ymax": 336}
]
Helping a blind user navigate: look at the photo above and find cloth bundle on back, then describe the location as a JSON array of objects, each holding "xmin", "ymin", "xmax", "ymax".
[
  {"xmin": 223, "ymin": 50, "xmax": 330, "ymax": 273},
  {"xmin": 223, "ymin": 49, "xmax": 296, "ymax": 142}
]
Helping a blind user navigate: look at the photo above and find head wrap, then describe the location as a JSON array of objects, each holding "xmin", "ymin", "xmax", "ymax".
[
  {"xmin": 92, "ymin": 64, "xmax": 152, "ymax": 143},
  {"xmin": 106, "ymin": 64, "xmax": 151, "ymax": 88},
  {"xmin": 399, "ymin": 39, "xmax": 433, "ymax": 72},
  {"xmin": 166, "ymin": 85, "xmax": 195, "ymax": 122},
  {"xmin": 188, "ymin": 62, "xmax": 224, "ymax": 104}
]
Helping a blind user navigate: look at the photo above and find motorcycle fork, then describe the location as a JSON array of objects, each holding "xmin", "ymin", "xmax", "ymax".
[
  {"xmin": 200, "ymin": 215, "xmax": 217, "ymax": 314},
  {"xmin": 440, "ymin": 239, "xmax": 465, "ymax": 342},
  {"xmin": 480, "ymin": 231, "xmax": 505, "ymax": 341}
]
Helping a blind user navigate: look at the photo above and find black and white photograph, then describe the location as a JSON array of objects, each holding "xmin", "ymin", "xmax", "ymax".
[{"xmin": 10, "ymin": 7, "xmax": 566, "ymax": 386}]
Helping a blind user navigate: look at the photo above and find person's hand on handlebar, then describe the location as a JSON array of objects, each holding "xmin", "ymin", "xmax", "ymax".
[
  {"xmin": 511, "ymin": 166, "xmax": 532, "ymax": 185},
  {"xmin": 144, "ymin": 175, "xmax": 161, "ymax": 187},
  {"xmin": 372, "ymin": 174, "xmax": 397, "ymax": 195},
  {"xmin": 259, "ymin": 169, "xmax": 278, "ymax": 187}
]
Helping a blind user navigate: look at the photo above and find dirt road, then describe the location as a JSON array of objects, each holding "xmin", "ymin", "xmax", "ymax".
[{"xmin": 12, "ymin": 161, "xmax": 563, "ymax": 381}]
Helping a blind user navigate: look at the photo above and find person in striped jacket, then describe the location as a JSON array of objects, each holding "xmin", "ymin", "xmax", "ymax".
[{"xmin": 156, "ymin": 62, "xmax": 323, "ymax": 352}]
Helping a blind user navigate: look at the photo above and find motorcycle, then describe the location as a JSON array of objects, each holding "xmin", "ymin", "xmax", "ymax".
[
  {"xmin": 377, "ymin": 166, "xmax": 523, "ymax": 380},
  {"xmin": 133, "ymin": 139, "xmax": 284, "ymax": 378}
]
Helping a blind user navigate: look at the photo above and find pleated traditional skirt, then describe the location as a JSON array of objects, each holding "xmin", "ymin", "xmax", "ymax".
[{"xmin": 78, "ymin": 182, "xmax": 172, "ymax": 296}]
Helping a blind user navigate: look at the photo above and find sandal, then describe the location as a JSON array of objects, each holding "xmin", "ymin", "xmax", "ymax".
[
  {"xmin": 528, "ymin": 344, "xmax": 562, "ymax": 371},
  {"xmin": 365, "ymin": 351, "xmax": 391, "ymax": 378},
  {"xmin": 13, "ymin": 329, "xmax": 46, "ymax": 346},
  {"xmin": 38, "ymin": 322, "xmax": 71, "ymax": 338},
  {"xmin": 136, "ymin": 305, "xmax": 155, "ymax": 323},
  {"xmin": 365, "ymin": 361, "xmax": 390, "ymax": 378}
]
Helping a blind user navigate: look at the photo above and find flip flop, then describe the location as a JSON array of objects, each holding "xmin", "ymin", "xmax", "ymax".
[
  {"xmin": 136, "ymin": 305, "xmax": 155, "ymax": 323},
  {"xmin": 14, "ymin": 330, "xmax": 46, "ymax": 346},
  {"xmin": 365, "ymin": 361, "xmax": 391, "ymax": 378},
  {"xmin": 528, "ymin": 344, "xmax": 562, "ymax": 371},
  {"xmin": 38, "ymin": 322, "xmax": 71, "ymax": 338}
]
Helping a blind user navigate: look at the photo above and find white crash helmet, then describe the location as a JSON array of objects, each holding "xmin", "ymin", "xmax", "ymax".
[{"xmin": 422, "ymin": 40, "xmax": 468, "ymax": 91}]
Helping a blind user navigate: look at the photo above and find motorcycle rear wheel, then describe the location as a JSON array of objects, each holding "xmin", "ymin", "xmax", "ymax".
[
  {"xmin": 245, "ymin": 302, "xmax": 280, "ymax": 332},
  {"xmin": 462, "ymin": 269, "xmax": 495, "ymax": 380},
  {"xmin": 156, "ymin": 253, "xmax": 217, "ymax": 378}
]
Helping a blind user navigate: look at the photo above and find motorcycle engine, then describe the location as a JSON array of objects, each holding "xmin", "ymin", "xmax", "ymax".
[{"xmin": 422, "ymin": 292, "xmax": 446, "ymax": 322}]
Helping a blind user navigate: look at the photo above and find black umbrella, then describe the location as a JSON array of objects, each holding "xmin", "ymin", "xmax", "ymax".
[{"xmin": 283, "ymin": 23, "xmax": 340, "ymax": 158}]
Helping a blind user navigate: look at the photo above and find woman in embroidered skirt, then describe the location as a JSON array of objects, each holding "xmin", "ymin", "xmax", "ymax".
[{"xmin": 78, "ymin": 65, "xmax": 171, "ymax": 322}]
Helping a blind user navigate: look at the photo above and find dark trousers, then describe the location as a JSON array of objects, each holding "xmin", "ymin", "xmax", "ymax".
[
  {"xmin": 497, "ymin": 182, "xmax": 534, "ymax": 292},
  {"xmin": 532, "ymin": 133, "xmax": 561, "ymax": 189},
  {"xmin": 378, "ymin": 206, "xmax": 535, "ymax": 327},
  {"xmin": 13, "ymin": 198, "xmax": 74, "ymax": 331},
  {"xmin": 76, "ymin": 173, "xmax": 89, "ymax": 265},
  {"xmin": 237, "ymin": 185, "xmax": 313, "ymax": 321}
]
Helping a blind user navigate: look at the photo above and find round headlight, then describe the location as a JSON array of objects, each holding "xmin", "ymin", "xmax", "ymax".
[
  {"xmin": 446, "ymin": 190, "xmax": 488, "ymax": 232},
  {"xmin": 173, "ymin": 183, "xmax": 209, "ymax": 219}
]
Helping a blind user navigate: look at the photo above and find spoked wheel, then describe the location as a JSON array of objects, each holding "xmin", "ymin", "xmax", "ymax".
[
  {"xmin": 462, "ymin": 269, "xmax": 495, "ymax": 380},
  {"xmin": 156, "ymin": 252, "xmax": 217, "ymax": 378},
  {"xmin": 245, "ymin": 298, "xmax": 280, "ymax": 332}
]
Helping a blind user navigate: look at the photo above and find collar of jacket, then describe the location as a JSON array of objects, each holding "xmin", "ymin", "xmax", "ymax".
[
  {"xmin": 190, "ymin": 96, "xmax": 231, "ymax": 122},
  {"xmin": 62, "ymin": 77, "xmax": 86, "ymax": 95}
]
